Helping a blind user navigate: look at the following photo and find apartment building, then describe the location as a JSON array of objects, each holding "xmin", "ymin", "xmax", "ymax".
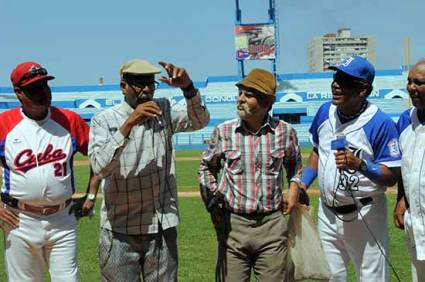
[{"xmin": 308, "ymin": 28, "xmax": 376, "ymax": 72}]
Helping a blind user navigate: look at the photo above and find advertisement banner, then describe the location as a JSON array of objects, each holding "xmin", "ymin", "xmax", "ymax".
[{"xmin": 235, "ymin": 24, "xmax": 276, "ymax": 60}]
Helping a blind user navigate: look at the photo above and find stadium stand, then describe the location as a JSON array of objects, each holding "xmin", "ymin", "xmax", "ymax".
[{"xmin": 0, "ymin": 69, "xmax": 410, "ymax": 149}]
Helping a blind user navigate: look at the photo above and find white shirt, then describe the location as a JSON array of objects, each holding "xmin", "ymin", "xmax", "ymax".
[
  {"xmin": 398, "ymin": 107, "xmax": 425, "ymax": 260},
  {"xmin": 310, "ymin": 102, "xmax": 401, "ymax": 206}
]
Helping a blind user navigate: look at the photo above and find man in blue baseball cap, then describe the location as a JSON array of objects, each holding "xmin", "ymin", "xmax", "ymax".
[{"xmin": 293, "ymin": 56, "xmax": 400, "ymax": 281}]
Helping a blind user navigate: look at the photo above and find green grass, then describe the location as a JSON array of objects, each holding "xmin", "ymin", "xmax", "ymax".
[
  {"xmin": 0, "ymin": 150, "xmax": 412, "ymax": 281},
  {"xmin": 73, "ymin": 165, "xmax": 91, "ymax": 193},
  {"xmin": 71, "ymin": 148, "xmax": 309, "ymax": 163},
  {"xmin": 176, "ymin": 150, "xmax": 203, "ymax": 158},
  {"xmin": 73, "ymin": 152, "xmax": 89, "ymax": 161},
  {"xmin": 72, "ymin": 149, "xmax": 312, "ymax": 193},
  {"xmin": 175, "ymin": 160, "xmax": 201, "ymax": 191},
  {"xmin": 72, "ymin": 162, "xmax": 200, "ymax": 194},
  {"xmin": 0, "ymin": 195, "xmax": 411, "ymax": 281}
]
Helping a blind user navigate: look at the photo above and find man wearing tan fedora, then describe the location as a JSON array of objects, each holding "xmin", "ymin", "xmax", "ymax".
[
  {"xmin": 199, "ymin": 68, "xmax": 303, "ymax": 281},
  {"xmin": 88, "ymin": 59, "xmax": 210, "ymax": 281}
]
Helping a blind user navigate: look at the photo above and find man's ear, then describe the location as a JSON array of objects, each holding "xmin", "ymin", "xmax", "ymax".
[
  {"xmin": 14, "ymin": 87, "xmax": 24, "ymax": 98},
  {"xmin": 14, "ymin": 87, "xmax": 25, "ymax": 103},
  {"xmin": 359, "ymin": 85, "xmax": 372, "ymax": 98}
]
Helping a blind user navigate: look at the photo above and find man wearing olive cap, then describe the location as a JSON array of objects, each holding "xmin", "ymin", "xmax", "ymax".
[
  {"xmin": 88, "ymin": 59, "xmax": 209, "ymax": 281},
  {"xmin": 199, "ymin": 68, "xmax": 303, "ymax": 281}
]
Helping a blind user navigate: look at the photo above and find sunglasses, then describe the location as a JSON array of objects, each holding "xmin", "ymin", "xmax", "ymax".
[
  {"xmin": 21, "ymin": 80, "xmax": 49, "ymax": 93},
  {"xmin": 19, "ymin": 68, "xmax": 48, "ymax": 84},
  {"xmin": 333, "ymin": 72, "xmax": 366, "ymax": 86}
]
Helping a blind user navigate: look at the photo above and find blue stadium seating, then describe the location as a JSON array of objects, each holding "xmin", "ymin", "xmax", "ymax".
[{"xmin": 0, "ymin": 69, "xmax": 410, "ymax": 150}]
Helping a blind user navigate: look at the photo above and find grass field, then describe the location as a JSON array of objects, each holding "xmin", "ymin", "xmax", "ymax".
[{"xmin": 0, "ymin": 150, "xmax": 412, "ymax": 281}]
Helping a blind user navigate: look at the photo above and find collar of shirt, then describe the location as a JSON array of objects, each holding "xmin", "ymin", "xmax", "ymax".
[
  {"xmin": 120, "ymin": 100, "xmax": 135, "ymax": 116},
  {"xmin": 20, "ymin": 107, "xmax": 51, "ymax": 126},
  {"xmin": 235, "ymin": 114, "xmax": 276, "ymax": 135}
]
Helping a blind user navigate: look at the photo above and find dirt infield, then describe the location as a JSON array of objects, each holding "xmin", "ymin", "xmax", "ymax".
[
  {"xmin": 70, "ymin": 153, "xmax": 397, "ymax": 198},
  {"xmin": 178, "ymin": 187, "xmax": 398, "ymax": 197},
  {"xmin": 74, "ymin": 187, "xmax": 397, "ymax": 199}
]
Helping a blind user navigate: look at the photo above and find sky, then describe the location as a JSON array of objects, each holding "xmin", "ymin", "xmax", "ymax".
[{"xmin": 0, "ymin": 0, "xmax": 424, "ymax": 87}]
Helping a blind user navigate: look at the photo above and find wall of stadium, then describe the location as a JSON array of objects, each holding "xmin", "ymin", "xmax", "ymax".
[{"xmin": 0, "ymin": 69, "xmax": 410, "ymax": 149}]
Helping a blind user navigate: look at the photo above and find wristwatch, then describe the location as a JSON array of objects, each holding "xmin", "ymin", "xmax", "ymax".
[
  {"xmin": 290, "ymin": 176, "xmax": 306, "ymax": 189},
  {"xmin": 87, "ymin": 193, "xmax": 96, "ymax": 202},
  {"xmin": 358, "ymin": 159, "xmax": 368, "ymax": 172}
]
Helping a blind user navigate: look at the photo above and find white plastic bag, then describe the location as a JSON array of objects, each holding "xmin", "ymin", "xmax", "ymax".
[{"xmin": 287, "ymin": 206, "xmax": 331, "ymax": 281}]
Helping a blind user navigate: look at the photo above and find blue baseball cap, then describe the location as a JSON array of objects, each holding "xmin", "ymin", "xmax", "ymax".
[{"xmin": 329, "ymin": 56, "xmax": 375, "ymax": 85}]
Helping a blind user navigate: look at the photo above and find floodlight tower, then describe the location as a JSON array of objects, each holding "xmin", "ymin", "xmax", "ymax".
[{"xmin": 235, "ymin": 0, "xmax": 279, "ymax": 78}]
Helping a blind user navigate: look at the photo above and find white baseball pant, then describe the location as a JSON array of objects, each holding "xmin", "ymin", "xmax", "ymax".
[
  {"xmin": 318, "ymin": 194, "xmax": 388, "ymax": 282},
  {"xmin": 404, "ymin": 210, "xmax": 425, "ymax": 282},
  {"xmin": 2, "ymin": 204, "xmax": 78, "ymax": 282}
]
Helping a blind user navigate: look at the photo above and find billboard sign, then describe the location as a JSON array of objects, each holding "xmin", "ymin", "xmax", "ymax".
[{"xmin": 235, "ymin": 24, "xmax": 276, "ymax": 60}]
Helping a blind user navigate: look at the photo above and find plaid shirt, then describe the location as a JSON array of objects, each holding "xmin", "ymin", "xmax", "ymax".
[
  {"xmin": 199, "ymin": 116, "xmax": 302, "ymax": 214},
  {"xmin": 89, "ymin": 92, "xmax": 209, "ymax": 234}
]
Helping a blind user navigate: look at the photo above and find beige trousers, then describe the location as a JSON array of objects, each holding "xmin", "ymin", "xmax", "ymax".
[{"xmin": 216, "ymin": 210, "xmax": 289, "ymax": 282}]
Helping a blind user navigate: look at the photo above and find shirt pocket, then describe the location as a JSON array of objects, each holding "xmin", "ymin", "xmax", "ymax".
[
  {"xmin": 267, "ymin": 148, "xmax": 286, "ymax": 175},
  {"xmin": 224, "ymin": 150, "xmax": 243, "ymax": 175}
]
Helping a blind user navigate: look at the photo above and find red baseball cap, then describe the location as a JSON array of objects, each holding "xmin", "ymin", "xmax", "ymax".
[{"xmin": 10, "ymin": 61, "xmax": 55, "ymax": 88}]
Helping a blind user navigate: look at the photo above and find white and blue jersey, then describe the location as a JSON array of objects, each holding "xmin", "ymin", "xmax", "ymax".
[
  {"xmin": 310, "ymin": 101, "xmax": 401, "ymax": 206},
  {"xmin": 398, "ymin": 107, "xmax": 425, "ymax": 260}
]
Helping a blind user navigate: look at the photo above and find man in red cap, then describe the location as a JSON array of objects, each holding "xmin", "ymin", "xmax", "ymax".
[{"xmin": 0, "ymin": 61, "xmax": 92, "ymax": 281}]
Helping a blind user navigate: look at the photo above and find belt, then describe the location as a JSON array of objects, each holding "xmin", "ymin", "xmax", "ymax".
[
  {"xmin": 1, "ymin": 193, "xmax": 72, "ymax": 216},
  {"xmin": 325, "ymin": 197, "xmax": 373, "ymax": 215},
  {"xmin": 229, "ymin": 209, "xmax": 278, "ymax": 218}
]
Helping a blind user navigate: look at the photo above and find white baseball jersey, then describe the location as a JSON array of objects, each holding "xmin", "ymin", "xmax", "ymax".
[
  {"xmin": 310, "ymin": 101, "xmax": 401, "ymax": 206},
  {"xmin": 398, "ymin": 107, "xmax": 425, "ymax": 260},
  {"xmin": 0, "ymin": 107, "xmax": 89, "ymax": 206}
]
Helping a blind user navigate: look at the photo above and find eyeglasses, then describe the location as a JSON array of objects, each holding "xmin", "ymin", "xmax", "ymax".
[
  {"xmin": 407, "ymin": 78, "xmax": 425, "ymax": 87},
  {"xmin": 19, "ymin": 68, "xmax": 48, "ymax": 84},
  {"xmin": 125, "ymin": 80, "xmax": 159, "ymax": 90}
]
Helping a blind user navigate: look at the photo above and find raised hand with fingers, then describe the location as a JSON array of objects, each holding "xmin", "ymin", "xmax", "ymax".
[{"xmin": 158, "ymin": 61, "xmax": 192, "ymax": 89}]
